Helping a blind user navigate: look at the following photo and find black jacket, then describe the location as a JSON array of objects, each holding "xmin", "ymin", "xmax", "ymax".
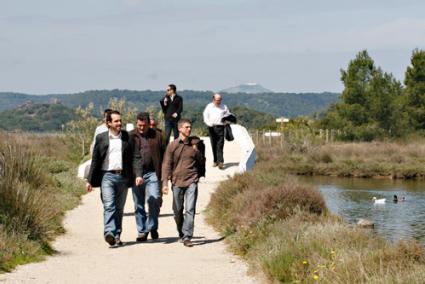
[
  {"xmin": 160, "ymin": 94, "xmax": 183, "ymax": 122},
  {"xmin": 130, "ymin": 128, "xmax": 165, "ymax": 181},
  {"xmin": 87, "ymin": 130, "xmax": 143, "ymax": 187}
]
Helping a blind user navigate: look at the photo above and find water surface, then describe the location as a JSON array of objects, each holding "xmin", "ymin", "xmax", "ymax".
[{"xmin": 299, "ymin": 176, "xmax": 425, "ymax": 245}]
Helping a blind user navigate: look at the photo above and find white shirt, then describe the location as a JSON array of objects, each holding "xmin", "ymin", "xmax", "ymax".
[
  {"xmin": 101, "ymin": 131, "xmax": 123, "ymax": 171},
  {"xmin": 203, "ymin": 102, "xmax": 230, "ymax": 127},
  {"xmin": 90, "ymin": 123, "xmax": 108, "ymax": 154}
]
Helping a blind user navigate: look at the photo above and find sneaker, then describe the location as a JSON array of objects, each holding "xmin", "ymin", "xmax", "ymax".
[
  {"xmin": 212, "ymin": 163, "xmax": 218, "ymax": 167},
  {"xmin": 105, "ymin": 234, "xmax": 116, "ymax": 246},
  {"xmin": 183, "ymin": 239, "xmax": 194, "ymax": 247},
  {"xmin": 136, "ymin": 233, "xmax": 148, "ymax": 242},
  {"xmin": 150, "ymin": 230, "xmax": 159, "ymax": 240},
  {"xmin": 218, "ymin": 163, "xmax": 224, "ymax": 170}
]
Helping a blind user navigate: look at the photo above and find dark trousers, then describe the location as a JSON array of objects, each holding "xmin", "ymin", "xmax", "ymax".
[
  {"xmin": 208, "ymin": 126, "xmax": 225, "ymax": 164},
  {"xmin": 165, "ymin": 120, "xmax": 179, "ymax": 145}
]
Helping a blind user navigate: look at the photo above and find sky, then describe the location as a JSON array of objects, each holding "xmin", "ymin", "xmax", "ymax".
[{"xmin": 1, "ymin": 0, "xmax": 424, "ymax": 94}]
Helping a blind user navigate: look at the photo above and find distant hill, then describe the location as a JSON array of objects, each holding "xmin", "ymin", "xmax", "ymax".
[
  {"xmin": 221, "ymin": 83, "xmax": 273, "ymax": 94},
  {"xmin": 0, "ymin": 102, "xmax": 78, "ymax": 132},
  {"xmin": 0, "ymin": 90, "xmax": 340, "ymax": 118}
]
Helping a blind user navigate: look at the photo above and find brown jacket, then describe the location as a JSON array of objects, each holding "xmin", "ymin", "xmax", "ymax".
[
  {"xmin": 162, "ymin": 137, "xmax": 204, "ymax": 188},
  {"xmin": 130, "ymin": 128, "xmax": 164, "ymax": 180}
]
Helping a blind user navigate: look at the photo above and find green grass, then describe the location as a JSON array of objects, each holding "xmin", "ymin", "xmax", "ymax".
[{"xmin": 0, "ymin": 132, "xmax": 85, "ymax": 272}]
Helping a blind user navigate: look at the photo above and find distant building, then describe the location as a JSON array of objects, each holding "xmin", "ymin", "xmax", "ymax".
[{"xmin": 276, "ymin": 117, "xmax": 289, "ymax": 123}]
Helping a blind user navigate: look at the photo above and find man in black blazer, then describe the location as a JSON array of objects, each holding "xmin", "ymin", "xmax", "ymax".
[
  {"xmin": 87, "ymin": 110, "xmax": 143, "ymax": 247},
  {"xmin": 160, "ymin": 84, "xmax": 183, "ymax": 145}
]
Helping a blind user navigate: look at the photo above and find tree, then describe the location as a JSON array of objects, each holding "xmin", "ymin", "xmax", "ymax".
[
  {"xmin": 404, "ymin": 49, "xmax": 425, "ymax": 130},
  {"xmin": 65, "ymin": 103, "xmax": 98, "ymax": 161},
  {"xmin": 320, "ymin": 50, "xmax": 404, "ymax": 140}
]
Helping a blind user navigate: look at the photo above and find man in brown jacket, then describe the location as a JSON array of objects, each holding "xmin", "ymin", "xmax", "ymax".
[
  {"xmin": 162, "ymin": 118, "xmax": 205, "ymax": 247},
  {"xmin": 130, "ymin": 112, "xmax": 165, "ymax": 242}
]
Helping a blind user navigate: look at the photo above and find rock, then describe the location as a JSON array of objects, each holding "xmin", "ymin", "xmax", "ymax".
[{"xmin": 357, "ymin": 218, "xmax": 374, "ymax": 228}]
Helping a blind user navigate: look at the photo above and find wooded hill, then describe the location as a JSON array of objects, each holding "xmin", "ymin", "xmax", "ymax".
[{"xmin": 0, "ymin": 90, "xmax": 340, "ymax": 118}]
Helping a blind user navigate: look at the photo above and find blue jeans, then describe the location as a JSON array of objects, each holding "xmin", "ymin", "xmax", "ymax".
[
  {"xmin": 165, "ymin": 120, "xmax": 179, "ymax": 145},
  {"xmin": 132, "ymin": 171, "xmax": 161, "ymax": 234},
  {"xmin": 172, "ymin": 183, "xmax": 198, "ymax": 241},
  {"xmin": 100, "ymin": 172, "xmax": 129, "ymax": 238}
]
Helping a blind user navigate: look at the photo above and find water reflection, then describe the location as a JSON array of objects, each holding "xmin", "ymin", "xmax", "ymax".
[{"xmin": 298, "ymin": 176, "xmax": 425, "ymax": 244}]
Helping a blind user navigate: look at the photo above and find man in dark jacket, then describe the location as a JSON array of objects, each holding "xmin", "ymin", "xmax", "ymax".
[
  {"xmin": 130, "ymin": 112, "xmax": 165, "ymax": 242},
  {"xmin": 86, "ymin": 110, "xmax": 143, "ymax": 247},
  {"xmin": 160, "ymin": 84, "xmax": 183, "ymax": 145}
]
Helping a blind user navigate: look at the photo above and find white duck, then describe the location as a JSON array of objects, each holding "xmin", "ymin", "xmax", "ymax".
[{"xmin": 372, "ymin": 197, "xmax": 386, "ymax": 204}]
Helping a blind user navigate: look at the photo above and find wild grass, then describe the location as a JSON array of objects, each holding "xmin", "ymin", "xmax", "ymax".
[
  {"xmin": 207, "ymin": 140, "xmax": 425, "ymax": 283},
  {"xmin": 259, "ymin": 139, "xmax": 425, "ymax": 179},
  {"xmin": 0, "ymin": 132, "xmax": 85, "ymax": 272}
]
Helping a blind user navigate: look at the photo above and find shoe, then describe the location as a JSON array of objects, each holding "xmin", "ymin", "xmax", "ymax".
[
  {"xmin": 136, "ymin": 233, "xmax": 148, "ymax": 242},
  {"xmin": 150, "ymin": 230, "xmax": 159, "ymax": 240},
  {"xmin": 115, "ymin": 237, "xmax": 123, "ymax": 246},
  {"xmin": 212, "ymin": 163, "xmax": 218, "ymax": 167},
  {"xmin": 105, "ymin": 234, "xmax": 116, "ymax": 246},
  {"xmin": 218, "ymin": 163, "xmax": 224, "ymax": 170},
  {"xmin": 183, "ymin": 239, "xmax": 194, "ymax": 247}
]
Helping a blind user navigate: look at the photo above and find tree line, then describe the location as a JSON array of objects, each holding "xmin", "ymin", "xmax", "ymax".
[{"xmin": 319, "ymin": 49, "xmax": 425, "ymax": 141}]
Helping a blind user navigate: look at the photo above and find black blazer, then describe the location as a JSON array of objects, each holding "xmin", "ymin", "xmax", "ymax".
[
  {"xmin": 87, "ymin": 130, "xmax": 142, "ymax": 187},
  {"xmin": 160, "ymin": 94, "xmax": 183, "ymax": 122}
]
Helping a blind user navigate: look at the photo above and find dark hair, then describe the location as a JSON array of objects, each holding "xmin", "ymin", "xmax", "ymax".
[
  {"xmin": 104, "ymin": 108, "xmax": 113, "ymax": 115},
  {"xmin": 106, "ymin": 110, "xmax": 121, "ymax": 122},
  {"xmin": 136, "ymin": 112, "xmax": 150, "ymax": 122},
  {"xmin": 178, "ymin": 118, "xmax": 192, "ymax": 128},
  {"xmin": 168, "ymin": 84, "xmax": 177, "ymax": 93}
]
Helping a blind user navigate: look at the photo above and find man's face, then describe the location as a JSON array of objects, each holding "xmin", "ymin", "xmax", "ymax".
[
  {"xmin": 136, "ymin": 119, "xmax": 149, "ymax": 134},
  {"xmin": 178, "ymin": 122, "xmax": 192, "ymax": 138},
  {"xmin": 107, "ymin": 114, "xmax": 122, "ymax": 133},
  {"xmin": 166, "ymin": 86, "xmax": 174, "ymax": 96},
  {"xmin": 213, "ymin": 95, "xmax": 222, "ymax": 107}
]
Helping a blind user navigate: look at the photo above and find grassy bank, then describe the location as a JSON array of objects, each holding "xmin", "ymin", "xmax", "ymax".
[
  {"xmin": 207, "ymin": 143, "xmax": 425, "ymax": 283},
  {"xmin": 0, "ymin": 133, "xmax": 85, "ymax": 272},
  {"xmin": 263, "ymin": 139, "xmax": 425, "ymax": 179}
]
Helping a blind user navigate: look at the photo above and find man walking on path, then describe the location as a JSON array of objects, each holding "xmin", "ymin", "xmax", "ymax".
[
  {"xmin": 203, "ymin": 93, "xmax": 230, "ymax": 170},
  {"xmin": 160, "ymin": 84, "xmax": 183, "ymax": 145},
  {"xmin": 161, "ymin": 119, "xmax": 205, "ymax": 247},
  {"xmin": 130, "ymin": 112, "xmax": 165, "ymax": 242},
  {"xmin": 86, "ymin": 110, "xmax": 143, "ymax": 247}
]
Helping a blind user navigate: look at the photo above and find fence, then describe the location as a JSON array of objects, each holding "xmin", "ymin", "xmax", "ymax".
[{"xmin": 249, "ymin": 129, "xmax": 342, "ymax": 148}]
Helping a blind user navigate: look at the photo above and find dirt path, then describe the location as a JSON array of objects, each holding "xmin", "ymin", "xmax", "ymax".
[{"xmin": 0, "ymin": 139, "xmax": 257, "ymax": 284}]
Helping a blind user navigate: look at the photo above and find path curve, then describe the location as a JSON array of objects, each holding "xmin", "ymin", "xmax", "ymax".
[{"xmin": 0, "ymin": 139, "xmax": 257, "ymax": 284}]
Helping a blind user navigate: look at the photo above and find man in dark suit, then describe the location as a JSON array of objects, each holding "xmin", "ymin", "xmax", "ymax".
[
  {"xmin": 86, "ymin": 110, "xmax": 143, "ymax": 247},
  {"xmin": 130, "ymin": 112, "xmax": 165, "ymax": 242},
  {"xmin": 160, "ymin": 84, "xmax": 183, "ymax": 145}
]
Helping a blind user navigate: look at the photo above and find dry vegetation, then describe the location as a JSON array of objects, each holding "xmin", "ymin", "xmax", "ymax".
[
  {"xmin": 0, "ymin": 132, "xmax": 85, "ymax": 272},
  {"xmin": 207, "ymin": 141, "xmax": 425, "ymax": 283},
  {"xmin": 260, "ymin": 138, "xmax": 425, "ymax": 179}
]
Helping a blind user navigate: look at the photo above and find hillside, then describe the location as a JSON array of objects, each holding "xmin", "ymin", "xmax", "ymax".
[
  {"xmin": 0, "ymin": 103, "xmax": 78, "ymax": 132},
  {"xmin": 0, "ymin": 90, "xmax": 340, "ymax": 118}
]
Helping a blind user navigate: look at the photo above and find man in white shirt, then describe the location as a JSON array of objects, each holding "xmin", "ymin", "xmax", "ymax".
[
  {"xmin": 203, "ymin": 93, "xmax": 230, "ymax": 170},
  {"xmin": 86, "ymin": 111, "xmax": 143, "ymax": 247}
]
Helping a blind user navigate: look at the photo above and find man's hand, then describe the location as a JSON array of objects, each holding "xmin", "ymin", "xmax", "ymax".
[
  {"xmin": 172, "ymin": 113, "xmax": 177, "ymax": 118},
  {"xmin": 86, "ymin": 182, "xmax": 93, "ymax": 192},
  {"xmin": 163, "ymin": 97, "xmax": 168, "ymax": 106},
  {"xmin": 192, "ymin": 144, "xmax": 198, "ymax": 151},
  {"xmin": 162, "ymin": 186, "xmax": 169, "ymax": 195},
  {"xmin": 135, "ymin": 177, "xmax": 144, "ymax": 186}
]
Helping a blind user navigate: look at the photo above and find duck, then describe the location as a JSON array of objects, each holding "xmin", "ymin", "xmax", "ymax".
[
  {"xmin": 393, "ymin": 195, "xmax": 398, "ymax": 203},
  {"xmin": 372, "ymin": 197, "xmax": 386, "ymax": 204}
]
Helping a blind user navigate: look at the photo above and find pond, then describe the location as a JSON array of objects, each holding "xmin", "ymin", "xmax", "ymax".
[{"xmin": 298, "ymin": 176, "xmax": 425, "ymax": 245}]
